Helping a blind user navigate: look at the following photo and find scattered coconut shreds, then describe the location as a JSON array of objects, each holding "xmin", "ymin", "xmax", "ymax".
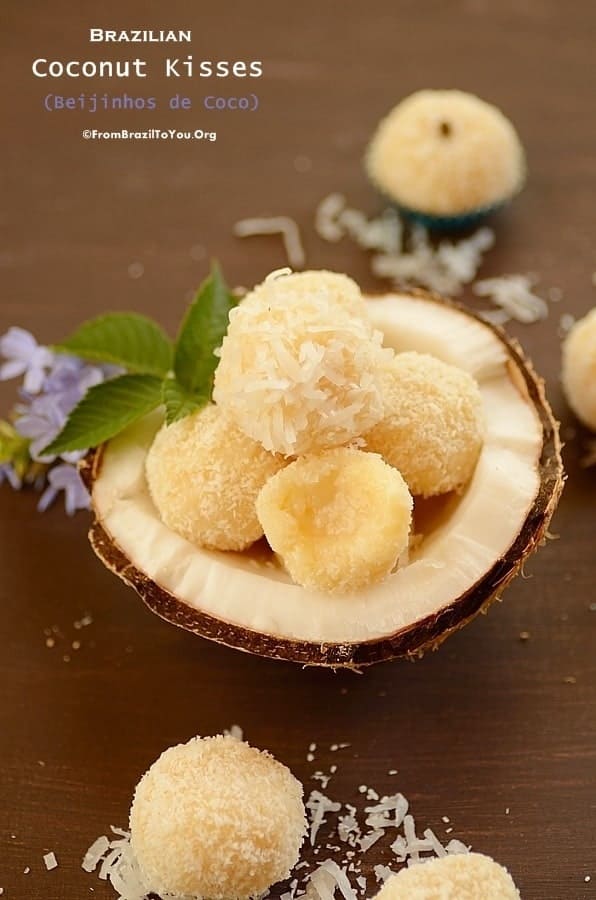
[
  {"xmin": 315, "ymin": 193, "xmax": 347, "ymax": 242},
  {"xmin": 82, "ymin": 835, "xmax": 110, "ymax": 872},
  {"xmin": 234, "ymin": 216, "xmax": 306, "ymax": 269},
  {"xmin": 317, "ymin": 193, "xmax": 495, "ymax": 294},
  {"xmin": 312, "ymin": 860, "xmax": 359, "ymax": 900},
  {"xmin": 223, "ymin": 724, "xmax": 244, "ymax": 741},
  {"xmin": 373, "ymin": 864, "xmax": 394, "ymax": 884},
  {"xmin": 307, "ymin": 791, "xmax": 342, "ymax": 846},
  {"xmin": 338, "ymin": 812, "xmax": 361, "ymax": 845},
  {"xmin": 82, "ymin": 829, "xmax": 156, "ymax": 900},
  {"xmin": 43, "ymin": 851, "xmax": 58, "ymax": 871},
  {"xmin": 313, "ymin": 771, "xmax": 333, "ymax": 790},
  {"xmin": 315, "ymin": 194, "xmax": 403, "ymax": 255},
  {"xmin": 358, "ymin": 831, "xmax": 384, "ymax": 852},
  {"xmin": 373, "ymin": 224, "xmax": 495, "ymax": 296},
  {"xmin": 473, "ymin": 274, "xmax": 549, "ymax": 324},
  {"xmin": 559, "ymin": 312, "xmax": 576, "ymax": 337}
]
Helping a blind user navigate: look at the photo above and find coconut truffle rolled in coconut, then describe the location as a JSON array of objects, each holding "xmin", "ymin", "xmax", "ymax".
[
  {"xmin": 129, "ymin": 735, "xmax": 307, "ymax": 899},
  {"xmin": 213, "ymin": 270, "xmax": 389, "ymax": 456},
  {"xmin": 561, "ymin": 307, "xmax": 596, "ymax": 431},
  {"xmin": 373, "ymin": 852, "xmax": 520, "ymax": 900},
  {"xmin": 364, "ymin": 352, "xmax": 484, "ymax": 497},
  {"xmin": 366, "ymin": 90, "xmax": 525, "ymax": 224},
  {"xmin": 256, "ymin": 447, "xmax": 413, "ymax": 593},
  {"xmin": 253, "ymin": 269, "xmax": 371, "ymax": 320},
  {"xmin": 145, "ymin": 405, "xmax": 285, "ymax": 551}
]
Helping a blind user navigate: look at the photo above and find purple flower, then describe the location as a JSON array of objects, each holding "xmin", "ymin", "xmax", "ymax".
[
  {"xmin": 1, "ymin": 328, "xmax": 119, "ymax": 515},
  {"xmin": 0, "ymin": 463, "xmax": 22, "ymax": 490},
  {"xmin": 14, "ymin": 394, "xmax": 77, "ymax": 462},
  {"xmin": 44, "ymin": 355, "xmax": 107, "ymax": 399},
  {"xmin": 0, "ymin": 327, "xmax": 54, "ymax": 394},
  {"xmin": 38, "ymin": 462, "xmax": 90, "ymax": 515},
  {"xmin": 15, "ymin": 356, "xmax": 112, "ymax": 463}
]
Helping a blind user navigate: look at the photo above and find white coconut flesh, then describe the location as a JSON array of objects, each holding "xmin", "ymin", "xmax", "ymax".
[{"xmin": 90, "ymin": 293, "xmax": 550, "ymax": 650}]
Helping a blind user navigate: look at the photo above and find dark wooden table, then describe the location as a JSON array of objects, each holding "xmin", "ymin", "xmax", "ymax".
[{"xmin": 1, "ymin": 1, "xmax": 595, "ymax": 898}]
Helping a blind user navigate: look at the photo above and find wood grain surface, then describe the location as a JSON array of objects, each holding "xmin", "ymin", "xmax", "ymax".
[{"xmin": 1, "ymin": 1, "xmax": 595, "ymax": 898}]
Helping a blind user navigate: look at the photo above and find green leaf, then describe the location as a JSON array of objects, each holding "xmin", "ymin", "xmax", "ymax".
[
  {"xmin": 55, "ymin": 313, "xmax": 173, "ymax": 377},
  {"xmin": 173, "ymin": 262, "xmax": 237, "ymax": 395},
  {"xmin": 162, "ymin": 377, "xmax": 210, "ymax": 425},
  {"xmin": 42, "ymin": 374, "xmax": 163, "ymax": 455}
]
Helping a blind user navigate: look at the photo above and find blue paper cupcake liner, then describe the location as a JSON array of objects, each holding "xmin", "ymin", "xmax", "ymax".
[{"xmin": 391, "ymin": 198, "xmax": 510, "ymax": 233}]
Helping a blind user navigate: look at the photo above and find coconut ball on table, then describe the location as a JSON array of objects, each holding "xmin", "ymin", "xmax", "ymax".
[
  {"xmin": 561, "ymin": 307, "xmax": 596, "ymax": 431},
  {"xmin": 373, "ymin": 852, "xmax": 521, "ymax": 900},
  {"xmin": 365, "ymin": 89, "xmax": 526, "ymax": 228},
  {"xmin": 129, "ymin": 734, "xmax": 307, "ymax": 899}
]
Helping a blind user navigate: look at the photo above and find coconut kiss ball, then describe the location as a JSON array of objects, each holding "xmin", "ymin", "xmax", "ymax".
[
  {"xmin": 366, "ymin": 90, "xmax": 526, "ymax": 225},
  {"xmin": 373, "ymin": 852, "xmax": 520, "ymax": 900},
  {"xmin": 252, "ymin": 269, "xmax": 371, "ymax": 320},
  {"xmin": 213, "ymin": 270, "xmax": 390, "ymax": 456},
  {"xmin": 129, "ymin": 735, "xmax": 307, "ymax": 900},
  {"xmin": 145, "ymin": 404, "xmax": 285, "ymax": 551},
  {"xmin": 561, "ymin": 307, "xmax": 596, "ymax": 431},
  {"xmin": 256, "ymin": 447, "xmax": 413, "ymax": 594},
  {"xmin": 364, "ymin": 352, "xmax": 484, "ymax": 497}
]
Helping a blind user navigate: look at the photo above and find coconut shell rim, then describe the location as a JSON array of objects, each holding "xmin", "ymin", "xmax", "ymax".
[{"xmin": 80, "ymin": 289, "xmax": 565, "ymax": 669}]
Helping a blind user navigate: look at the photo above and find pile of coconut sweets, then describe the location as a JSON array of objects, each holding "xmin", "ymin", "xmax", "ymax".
[{"xmin": 146, "ymin": 270, "xmax": 484, "ymax": 595}]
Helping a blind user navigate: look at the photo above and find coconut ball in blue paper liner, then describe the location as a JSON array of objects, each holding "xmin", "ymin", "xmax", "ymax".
[{"xmin": 365, "ymin": 90, "xmax": 526, "ymax": 231}]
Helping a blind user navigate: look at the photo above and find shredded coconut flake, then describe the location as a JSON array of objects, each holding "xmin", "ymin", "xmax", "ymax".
[
  {"xmin": 359, "ymin": 830, "xmax": 384, "ymax": 852},
  {"xmin": 315, "ymin": 194, "xmax": 402, "ymax": 254},
  {"xmin": 315, "ymin": 194, "xmax": 347, "ymax": 242},
  {"xmin": 372, "ymin": 224, "xmax": 495, "ymax": 295},
  {"xmin": 43, "ymin": 851, "xmax": 58, "ymax": 871},
  {"xmin": 473, "ymin": 274, "xmax": 549, "ymax": 324},
  {"xmin": 312, "ymin": 771, "xmax": 332, "ymax": 790},
  {"xmin": 559, "ymin": 312, "xmax": 576, "ymax": 336},
  {"xmin": 223, "ymin": 724, "xmax": 243, "ymax": 741},
  {"xmin": 307, "ymin": 791, "xmax": 342, "ymax": 846},
  {"xmin": 82, "ymin": 837, "xmax": 110, "ymax": 873},
  {"xmin": 234, "ymin": 216, "xmax": 306, "ymax": 268},
  {"xmin": 374, "ymin": 865, "xmax": 394, "ymax": 884}
]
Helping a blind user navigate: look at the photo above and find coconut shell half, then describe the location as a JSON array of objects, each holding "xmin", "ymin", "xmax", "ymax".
[{"xmin": 81, "ymin": 291, "xmax": 563, "ymax": 668}]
